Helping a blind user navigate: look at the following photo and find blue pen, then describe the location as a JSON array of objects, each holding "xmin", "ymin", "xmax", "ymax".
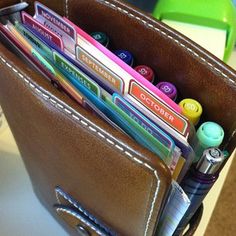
[{"xmin": 174, "ymin": 148, "xmax": 225, "ymax": 235}]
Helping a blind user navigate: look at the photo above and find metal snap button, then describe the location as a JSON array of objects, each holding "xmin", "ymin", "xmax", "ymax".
[{"xmin": 76, "ymin": 225, "xmax": 91, "ymax": 236}]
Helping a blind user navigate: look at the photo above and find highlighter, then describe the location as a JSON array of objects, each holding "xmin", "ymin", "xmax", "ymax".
[
  {"xmin": 192, "ymin": 122, "xmax": 224, "ymax": 162},
  {"xmin": 179, "ymin": 98, "xmax": 203, "ymax": 126},
  {"xmin": 175, "ymin": 148, "xmax": 225, "ymax": 235},
  {"xmin": 153, "ymin": 0, "xmax": 236, "ymax": 61}
]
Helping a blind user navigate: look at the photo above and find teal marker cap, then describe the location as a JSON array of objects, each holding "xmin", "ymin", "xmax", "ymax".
[
  {"xmin": 152, "ymin": 0, "xmax": 236, "ymax": 61},
  {"xmin": 197, "ymin": 122, "xmax": 224, "ymax": 148},
  {"xmin": 193, "ymin": 121, "xmax": 224, "ymax": 162}
]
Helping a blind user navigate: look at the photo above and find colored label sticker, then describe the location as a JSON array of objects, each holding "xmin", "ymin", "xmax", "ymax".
[
  {"xmin": 129, "ymin": 81, "xmax": 188, "ymax": 135},
  {"xmin": 31, "ymin": 48, "xmax": 55, "ymax": 76},
  {"xmin": 76, "ymin": 45, "xmax": 124, "ymax": 93},
  {"xmin": 16, "ymin": 23, "xmax": 52, "ymax": 57},
  {"xmin": 35, "ymin": 3, "xmax": 75, "ymax": 40},
  {"xmin": 22, "ymin": 12, "xmax": 63, "ymax": 50},
  {"xmin": 113, "ymin": 94, "xmax": 174, "ymax": 151},
  {"xmin": 34, "ymin": 2, "xmax": 76, "ymax": 53},
  {"xmin": 53, "ymin": 51, "xmax": 100, "ymax": 97}
]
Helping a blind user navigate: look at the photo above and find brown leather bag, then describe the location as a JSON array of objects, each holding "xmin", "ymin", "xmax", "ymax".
[{"xmin": 0, "ymin": 0, "xmax": 235, "ymax": 235}]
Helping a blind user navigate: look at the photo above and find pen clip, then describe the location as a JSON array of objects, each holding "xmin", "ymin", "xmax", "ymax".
[{"xmin": 0, "ymin": 2, "xmax": 28, "ymax": 24}]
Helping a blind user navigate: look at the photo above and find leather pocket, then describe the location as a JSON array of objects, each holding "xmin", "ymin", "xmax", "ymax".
[{"xmin": 0, "ymin": 0, "xmax": 235, "ymax": 236}]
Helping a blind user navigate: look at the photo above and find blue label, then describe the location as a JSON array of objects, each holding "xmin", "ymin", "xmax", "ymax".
[{"xmin": 113, "ymin": 93, "xmax": 175, "ymax": 151}]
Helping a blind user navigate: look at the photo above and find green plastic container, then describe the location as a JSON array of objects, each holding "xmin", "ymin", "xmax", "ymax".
[{"xmin": 153, "ymin": 0, "xmax": 236, "ymax": 61}]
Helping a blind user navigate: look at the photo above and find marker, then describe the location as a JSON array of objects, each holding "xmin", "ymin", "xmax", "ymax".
[
  {"xmin": 90, "ymin": 31, "xmax": 110, "ymax": 48},
  {"xmin": 134, "ymin": 65, "xmax": 155, "ymax": 83},
  {"xmin": 179, "ymin": 98, "xmax": 203, "ymax": 125},
  {"xmin": 156, "ymin": 81, "xmax": 177, "ymax": 101},
  {"xmin": 175, "ymin": 148, "xmax": 225, "ymax": 235},
  {"xmin": 113, "ymin": 49, "xmax": 134, "ymax": 66},
  {"xmin": 193, "ymin": 122, "xmax": 224, "ymax": 162}
]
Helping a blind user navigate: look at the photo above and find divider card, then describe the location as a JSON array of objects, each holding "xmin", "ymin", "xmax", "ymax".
[
  {"xmin": 103, "ymin": 96, "xmax": 173, "ymax": 166},
  {"xmin": 21, "ymin": 11, "xmax": 64, "ymax": 50},
  {"xmin": 34, "ymin": 1, "xmax": 76, "ymax": 54},
  {"xmin": 113, "ymin": 93, "xmax": 175, "ymax": 152},
  {"xmin": 16, "ymin": 22, "xmax": 101, "ymax": 99},
  {"xmin": 1, "ymin": 22, "xmax": 84, "ymax": 106}
]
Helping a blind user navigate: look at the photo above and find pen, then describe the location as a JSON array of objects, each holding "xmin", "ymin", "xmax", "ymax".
[
  {"xmin": 174, "ymin": 148, "xmax": 225, "ymax": 235},
  {"xmin": 192, "ymin": 121, "xmax": 224, "ymax": 162}
]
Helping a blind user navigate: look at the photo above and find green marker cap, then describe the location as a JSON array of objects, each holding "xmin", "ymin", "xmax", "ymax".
[
  {"xmin": 197, "ymin": 122, "xmax": 224, "ymax": 148},
  {"xmin": 152, "ymin": 0, "xmax": 236, "ymax": 61},
  {"xmin": 90, "ymin": 32, "xmax": 110, "ymax": 48}
]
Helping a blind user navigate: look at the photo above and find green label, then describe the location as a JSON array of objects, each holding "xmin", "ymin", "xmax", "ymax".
[
  {"xmin": 53, "ymin": 51, "xmax": 100, "ymax": 97},
  {"xmin": 32, "ymin": 49, "xmax": 55, "ymax": 76},
  {"xmin": 16, "ymin": 23, "xmax": 52, "ymax": 58}
]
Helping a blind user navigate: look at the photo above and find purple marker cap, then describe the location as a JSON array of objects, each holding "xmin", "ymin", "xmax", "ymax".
[{"xmin": 156, "ymin": 81, "xmax": 177, "ymax": 101}]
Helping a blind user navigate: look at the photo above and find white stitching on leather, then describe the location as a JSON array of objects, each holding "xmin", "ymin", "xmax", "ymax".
[
  {"xmin": 145, "ymin": 170, "xmax": 160, "ymax": 236},
  {"xmin": 55, "ymin": 188, "xmax": 110, "ymax": 234},
  {"xmin": 0, "ymin": 54, "xmax": 160, "ymax": 236},
  {"xmin": 64, "ymin": 0, "xmax": 69, "ymax": 18},
  {"xmin": 115, "ymin": 144, "xmax": 124, "ymax": 151},
  {"xmin": 56, "ymin": 207, "xmax": 105, "ymax": 236},
  {"xmin": 99, "ymin": 0, "xmax": 236, "ymax": 87}
]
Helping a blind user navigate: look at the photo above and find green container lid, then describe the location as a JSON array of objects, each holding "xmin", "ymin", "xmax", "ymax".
[{"xmin": 153, "ymin": 0, "xmax": 236, "ymax": 61}]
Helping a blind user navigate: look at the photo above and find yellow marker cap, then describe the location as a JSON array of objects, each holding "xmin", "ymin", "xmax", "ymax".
[{"xmin": 179, "ymin": 98, "xmax": 203, "ymax": 125}]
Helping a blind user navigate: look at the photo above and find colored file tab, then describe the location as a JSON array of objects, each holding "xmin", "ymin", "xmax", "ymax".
[
  {"xmin": 113, "ymin": 93, "xmax": 175, "ymax": 151},
  {"xmin": 34, "ymin": 1, "xmax": 76, "ymax": 53},
  {"xmin": 129, "ymin": 81, "xmax": 188, "ymax": 136},
  {"xmin": 104, "ymin": 96, "xmax": 172, "ymax": 166},
  {"xmin": 16, "ymin": 20, "xmax": 102, "ymax": 99},
  {"xmin": 4, "ymin": 22, "xmax": 84, "ymax": 106},
  {"xmin": 22, "ymin": 11, "xmax": 64, "ymax": 50},
  {"xmin": 53, "ymin": 51, "xmax": 101, "ymax": 97},
  {"xmin": 76, "ymin": 45, "xmax": 125, "ymax": 93}
]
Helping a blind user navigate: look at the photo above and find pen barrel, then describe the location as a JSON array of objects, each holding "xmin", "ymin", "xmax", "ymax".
[{"xmin": 174, "ymin": 170, "xmax": 217, "ymax": 235}]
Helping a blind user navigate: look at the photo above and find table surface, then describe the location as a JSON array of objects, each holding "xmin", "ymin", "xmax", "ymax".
[{"xmin": 0, "ymin": 50, "xmax": 235, "ymax": 236}]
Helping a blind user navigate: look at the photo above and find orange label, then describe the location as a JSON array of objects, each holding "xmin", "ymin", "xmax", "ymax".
[
  {"xmin": 129, "ymin": 81, "xmax": 187, "ymax": 135},
  {"xmin": 77, "ymin": 49, "xmax": 123, "ymax": 92}
]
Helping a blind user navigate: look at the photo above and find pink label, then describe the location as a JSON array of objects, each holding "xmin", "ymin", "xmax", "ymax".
[{"xmin": 22, "ymin": 11, "xmax": 63, "ymax": 50}]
